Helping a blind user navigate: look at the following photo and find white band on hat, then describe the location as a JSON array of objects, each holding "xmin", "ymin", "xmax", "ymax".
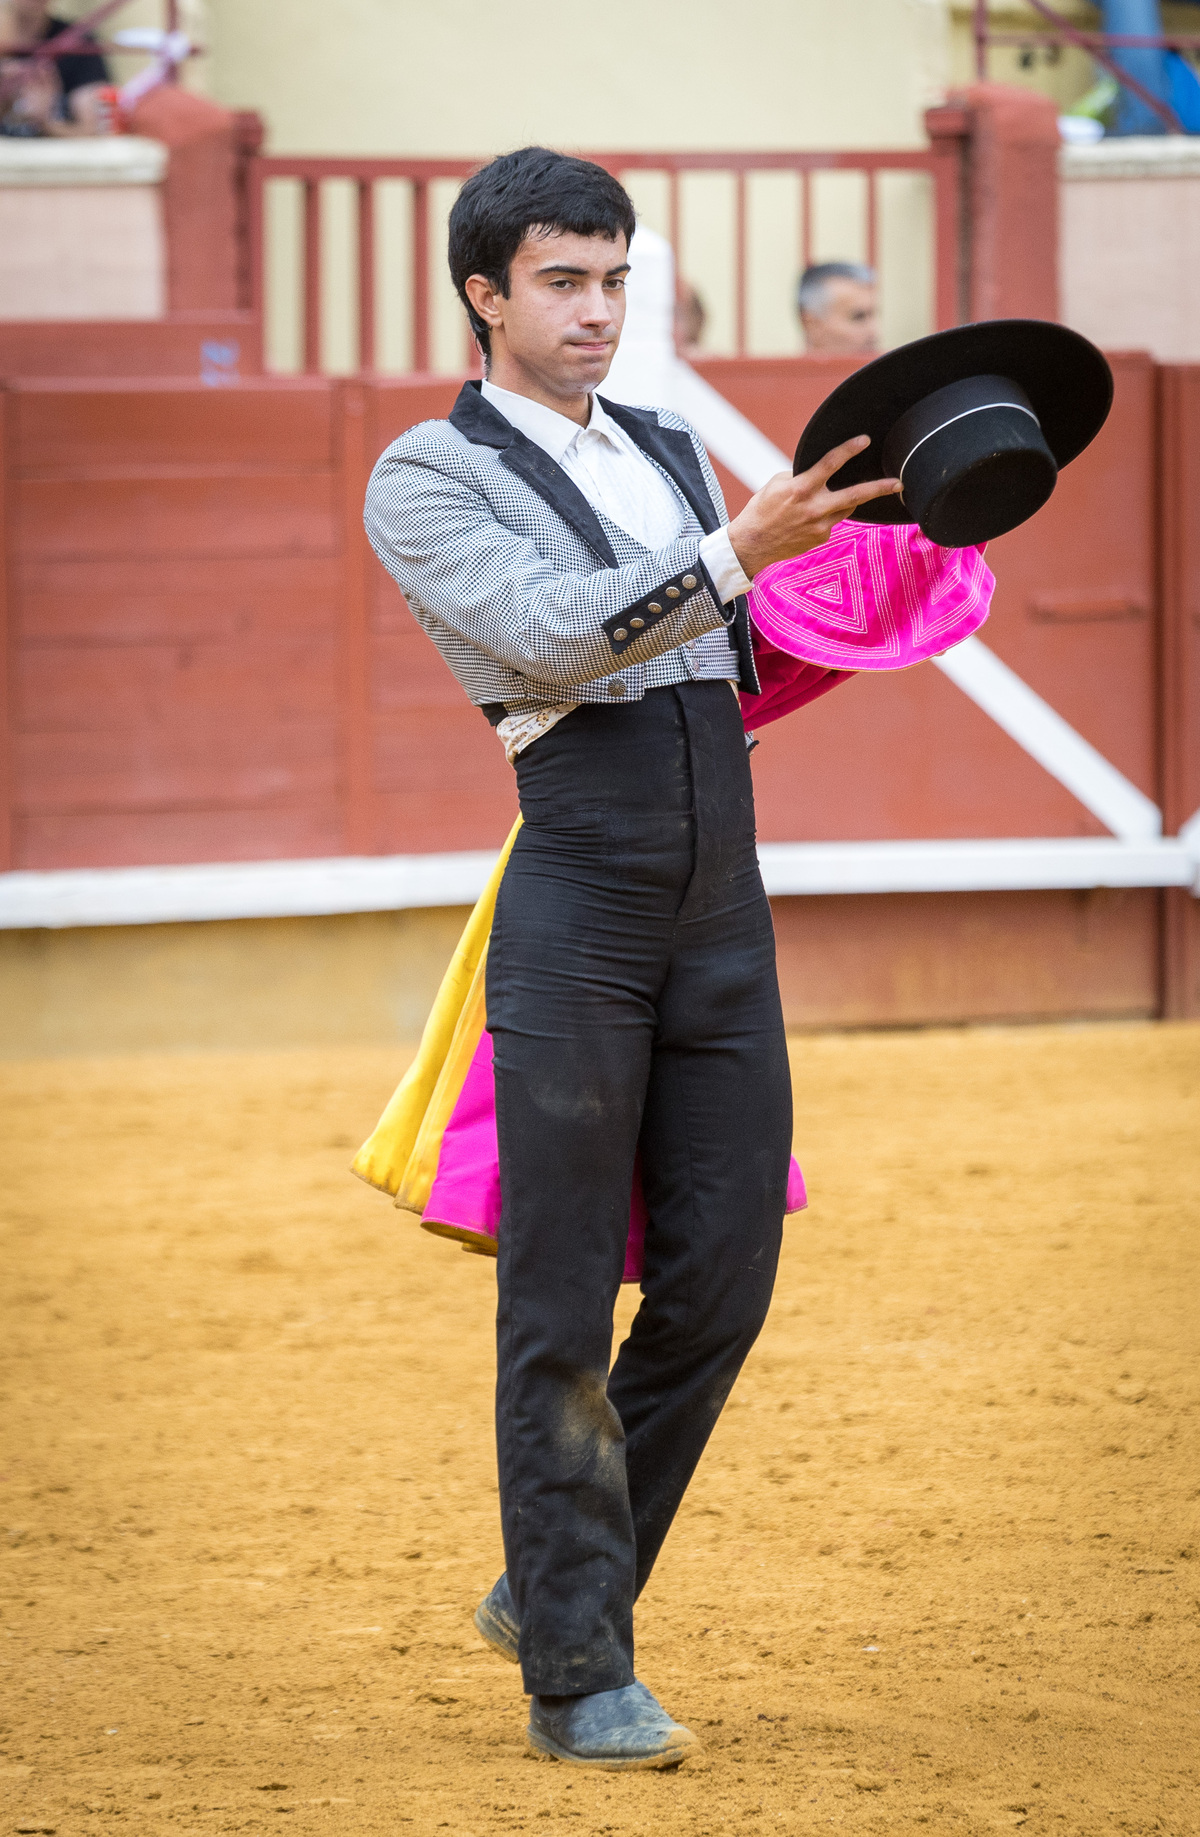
[{"xmin": 898, "ymin": 401, "xmax": 1041, "ymax": 496}]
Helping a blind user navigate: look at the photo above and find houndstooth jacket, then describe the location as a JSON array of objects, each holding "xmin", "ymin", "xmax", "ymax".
[{"xmin": 364, "ymin": 380, "xmax": 760, "ymax": 720}]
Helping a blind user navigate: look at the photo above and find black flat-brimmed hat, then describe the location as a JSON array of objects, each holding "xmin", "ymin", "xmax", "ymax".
[{"xmin": 793, "ymin": 320, "xmax": 1113, "ymax": 547}]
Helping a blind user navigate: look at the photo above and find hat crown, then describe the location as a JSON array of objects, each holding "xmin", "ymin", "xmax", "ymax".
[
  {"xmin": 881, "ymin": 372, "xmax": 1057, "ymax": 547},
  {"xmin": 881, "ymin": 374, "xmax": 1037, "ymax": 484}
]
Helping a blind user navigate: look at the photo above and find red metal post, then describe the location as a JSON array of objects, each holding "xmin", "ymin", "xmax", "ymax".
[
  {"xmin": 924, "ymin": 104, "xmax": 970, "ymax": 329},
  {"xmin": 338, "ymin": 380, "xmax": 376, "ymax": 854},
  {"xmin": 865, "ymin": 168, "xmax": 878, "ymax": 275},
  {"xmin": 955, "ymin": 84, "xmax": 1059, "ymax": 324},
  {"xmin": 800, "ymin": 169, "xmax": 812, "ymax": 273},
  {"xmin": 303, "ymin": 178, "xmax": 322, "ymax": 374},
  {"xmin": 412, "ymin": 179, "xmax": 430, "ymax": 373},
  {"xmin": 734, "ymin": 169, "xmax": 747, "ymax": 357},
  {"xmin": 0, "ymin": 390, "xmax": 12, "ymax": 870},
  {"xmin": 248, "ymin": 156, "xmax": 266, "ymax": 330},
  {"xmin": 974, "ymin": 0, "xmax": 988, "ymax": 79},
  {"xmin": 1156, "ymin": 366, "xmax": 1200, "ymax": 1018},
  {"xmin": 668, "ymin": 171, "xmax": 680, "ymax": 268},
  {"xmin": 357, "ymin": 179, "xmax": 376, "ymax": 374}
]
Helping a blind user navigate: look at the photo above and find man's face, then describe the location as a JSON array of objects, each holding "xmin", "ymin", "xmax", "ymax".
[
  {"xmin": 801, "ymin": 277, "xmax": 879, "ymax": 354},
  {"xmin": 466, "ymin": 227, "xmax": 629, "ymax": 402}
]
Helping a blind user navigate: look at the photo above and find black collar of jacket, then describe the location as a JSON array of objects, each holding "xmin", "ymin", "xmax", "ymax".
[
  {"xmin": 449, "ymin": 380, "xmax": 618, "ymax": 566},
  {"xmin": 448, "ymin": 380, "xmax": 758, "ymax": 694}
]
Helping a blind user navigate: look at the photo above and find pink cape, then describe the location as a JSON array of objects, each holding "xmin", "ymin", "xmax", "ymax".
[
  {"xmin": 742, "ymin": 522, "xmax": 993, "ymax": 729},
  {"xmin": 407, "ymin": 522, "xmax": 994, "ymax": 1279},
  {"xmin": 425, "ymin": 1028, "xmax": 808, "ymax": 1280}
]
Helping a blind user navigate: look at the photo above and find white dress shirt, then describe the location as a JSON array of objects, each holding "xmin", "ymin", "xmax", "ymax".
[{"xmin": 480, "ymin": 379, "xmax": 750, "ymax": 759}]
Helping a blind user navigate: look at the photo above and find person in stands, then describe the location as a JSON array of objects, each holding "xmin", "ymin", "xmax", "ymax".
[
  {"xmin": 797, "ymin": 261, "xmax": 879, "ymax": 355},
  {"xmin": 0, "ymin": 0, "xmax": 112, "ymax": 136}
]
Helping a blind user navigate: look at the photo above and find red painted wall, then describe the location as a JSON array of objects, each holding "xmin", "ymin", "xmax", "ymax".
[{"xmin": 1, "ymin": 360, "xmax": 1197, "ymax": 1018}]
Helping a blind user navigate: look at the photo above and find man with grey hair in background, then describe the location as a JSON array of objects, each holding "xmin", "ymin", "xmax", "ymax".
[{"xmin": 797, "ymin": 260, "xmax": 878, "ymax": 354}]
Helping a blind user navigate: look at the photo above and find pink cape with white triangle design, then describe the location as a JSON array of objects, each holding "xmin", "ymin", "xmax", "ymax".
[{"xmin": 747, "ymin": 521, "xmax": 992, "ymax": 674}]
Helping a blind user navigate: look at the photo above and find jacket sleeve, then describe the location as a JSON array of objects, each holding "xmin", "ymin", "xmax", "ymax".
[{"xmin": 364, "ymin": 452, "xmax": 735, "ymax": 693}]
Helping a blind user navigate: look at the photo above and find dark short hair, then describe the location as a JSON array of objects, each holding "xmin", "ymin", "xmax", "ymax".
[{"xmin": 448, "ymin": 147, "xmax": 637, "ymax": 359}]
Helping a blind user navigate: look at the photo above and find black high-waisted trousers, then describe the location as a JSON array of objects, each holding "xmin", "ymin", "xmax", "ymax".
[{"xmin": 486, "ymin": 680, "xmax": 792, "ymax": 1698}]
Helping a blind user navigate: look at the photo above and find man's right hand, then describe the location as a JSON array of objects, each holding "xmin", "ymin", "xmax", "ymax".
[{"xmin": 726, "ymin": 435, "xmax": 902, "ymax": 580}]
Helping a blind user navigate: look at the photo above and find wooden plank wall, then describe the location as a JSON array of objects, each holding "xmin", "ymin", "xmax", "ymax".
[
  {"xmin": 8, "ymin": 379, "xmax": 352, "ymax": 866},
  {"xmin": 1, "ymin": 361, "xmax": 1197, "ymax": 1020}
]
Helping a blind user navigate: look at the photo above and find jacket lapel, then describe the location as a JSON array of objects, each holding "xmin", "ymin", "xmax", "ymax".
[
  {"xmin": 448, "ymin": 381, "xmax": 618, "ymax": 567},
  {"xmin": 447, "ymin": 383, "xmax": 760, "ymax": 694}
]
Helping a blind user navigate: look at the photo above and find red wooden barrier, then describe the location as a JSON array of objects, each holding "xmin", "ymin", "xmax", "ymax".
[
  {"xmin": 1, "ymin": 364, "xmax": 1196, "ymax": 1018},
  {"xmin": 0, "ymin": 316, "xmax": 263, "ymax": 382}
]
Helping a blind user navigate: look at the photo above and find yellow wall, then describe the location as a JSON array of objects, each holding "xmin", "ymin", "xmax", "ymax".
[
  {"xmin": 188, "ymin": 0, "xmax": 955, "ymax": 371},
  {"xmin": 200, "ymin": 0, "xmax": 951, "ymax": 157}
]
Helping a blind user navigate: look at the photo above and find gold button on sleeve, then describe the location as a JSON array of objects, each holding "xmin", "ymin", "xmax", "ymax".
[
  {"xmin": 647, "ymin": 601, "xmax": 662, "ymax": 614},
  {"xmin": 613, "ymin": 627, "xmax": 628, "ymax": 641},
  {"xmin": 681, "ymin": 574, "xmax": 697, "ymax": 591},
  {"xmin": 629, "ymin": 617, "xmax": 645, "ymax": 630}
]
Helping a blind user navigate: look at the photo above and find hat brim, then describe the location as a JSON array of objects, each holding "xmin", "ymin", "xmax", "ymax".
[{"xmin": 792, "ymin": 320, "xmax": 1113, "ymax": 527}]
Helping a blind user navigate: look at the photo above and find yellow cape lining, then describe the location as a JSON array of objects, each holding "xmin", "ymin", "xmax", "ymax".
[{"xmin": 350, "ymin": 817, "xmax": 522, "ymax": 1212}]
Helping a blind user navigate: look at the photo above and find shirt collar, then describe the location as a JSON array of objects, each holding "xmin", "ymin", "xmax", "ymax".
[{"xmin": 479, "ymin": 379, "xmax": 625, "ymax": 465}]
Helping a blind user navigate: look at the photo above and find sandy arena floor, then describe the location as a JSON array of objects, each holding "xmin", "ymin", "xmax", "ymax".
[{"xmin": 2, "ymin": 1022, "xmax": 1198, "ymax": 1836}]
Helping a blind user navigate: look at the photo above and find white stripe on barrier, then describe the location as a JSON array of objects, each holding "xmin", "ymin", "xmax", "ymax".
[
  {"xmin": 755, "ymin": 837, "xmax": 1196, "ymax": 898},
  {"xmin": 0, "ymin": 851, "xmax": 503, "ymax": 931},
  {"xmin": 1, "ymin": 836, "xmax": 1195, "ymax": 930}
]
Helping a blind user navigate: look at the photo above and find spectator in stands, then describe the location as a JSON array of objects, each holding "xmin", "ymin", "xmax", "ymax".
[
  {"xmin": 673, "ymin": 280, "xmax": 707, "ymax": 358},
  {"xmin": 797, "ymin": 261, "xmax": 879, "ymax": 354},
  {"xmin": 0, "ymin": 0, "xmax": 112, "ymax": 136}
]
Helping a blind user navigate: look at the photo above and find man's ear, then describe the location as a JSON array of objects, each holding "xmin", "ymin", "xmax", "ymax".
[{"xmin": 464, "ymin": 274, "xmax": 503, "ymax": 330}]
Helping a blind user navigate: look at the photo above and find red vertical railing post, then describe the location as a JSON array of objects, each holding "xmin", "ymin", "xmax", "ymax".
[
  {"xmin": 1157, "ymin": 364, "xmax": 1200, "ymax": 1019},
  {"xmin": 0, "ymin": 389, "xmax": 13, "ymax": 871},
  {"xmin": 248, "ymin": 156, "xmax": 266, "ymax": 336},
  {"xmin": 338, "ymin": 380, "xmax": 376, "ymax": 855},
  {"xmin": 412, "ymin": 179, "xmax": 430, "ymax": 373},
  {"xmin": 974, "ymin": 0, "xmax": 988, "ymax": 78},
  {"xmin": 734, "ymin": 169, "xmax": 748, "ymax": 357},
  {"xmin": 925, "ymin": 103, "xmax": 971, "ymax": 329},
  {"xmin": 249, "ymin": 150, "xmax": 961, "ymax": 377},
  {"xmin": 357, "ymin": 179, "xmax": 376, "ymax": 373},
  {"xmin": 303, "ymin": 177, "xmax": 322, "ymax": 374}
]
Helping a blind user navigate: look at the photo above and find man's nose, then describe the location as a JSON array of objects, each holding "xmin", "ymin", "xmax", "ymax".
[{"xmin": 578, "ymin": 287, "xmax": 613, "ymax": 324}]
